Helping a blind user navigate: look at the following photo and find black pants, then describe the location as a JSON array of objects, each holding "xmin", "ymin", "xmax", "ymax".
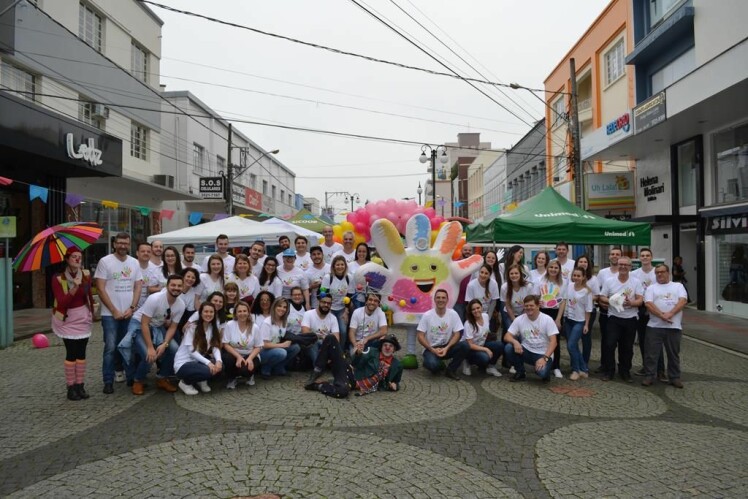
[
  {"xmin": 63, "ymin": 338, "xmax": 89, "ymax": 362},
  {"xmin": 541, "ymin": 308, "xmax": 562, "ymax": 370},
  {"xmin": 314, "ymin": 335, "xmax": 355, "ymax": 398},
  {"xmin": 603, "ymin": 316, "xmax": 637, "ymax": 377},
  {"xmin": 598, "ymin": 308, "xmax": 610, "ymax": 368},
  {"xmin": 221, "ymin": 350, "xmax": 260, "ymax": 379}
]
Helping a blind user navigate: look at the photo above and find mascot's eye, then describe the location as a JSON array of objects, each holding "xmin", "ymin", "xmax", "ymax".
[
  {"xmin": 430, "ymin": 264, "xmax": 438, "ymax": 271},
  {"xmin": 410, "ymin": 264, "xmax": 418, "ymax": 272}
]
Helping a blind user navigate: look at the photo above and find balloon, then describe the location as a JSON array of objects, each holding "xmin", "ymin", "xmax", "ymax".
[
  {"xmin": 333, "ymin": 235, "xmax": 342, "ymax": 244},
  {"xmin": 430, "ymin": 230, "xmax": 439, "ymax": 245},
  {"xmin": 452, "ymin": 238, "xmax": 466, "ymax": 260},
  {"xmin": 430, "ymin": 217, "xmax": 441, "ymax": 230},
  {"xmin": 346, "ymin": 212, "xmax": 357, "ymax": 223},
  {"xmin": 32, "ymin": 333, "xmax": 49, "ymax": 349},
  {"xmin": 381, "ymin": 304, "xmax": 389, "ymax": 311},
  {"xmin": 353, "ymin": 234, "xmax": 366, "ymax": 247},
  {"xmin": 333, "ymin": 225, "xmax": 343, "ymax": 238},
  {"xmin": 340, "ymin": 221, "xmax": 354, "ymax": 233},
  {"xmin": 424, "ymin": 207, "xmax": 436, "ymax": 218},
  {"xmin": 354, "ymin": 222, "xmax": 367, "ymax": 234}
]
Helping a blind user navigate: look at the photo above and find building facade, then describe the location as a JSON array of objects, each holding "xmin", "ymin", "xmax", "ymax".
[{"xmin": 506, "ymin": 120, "xmax": 547, "ymax": 206}]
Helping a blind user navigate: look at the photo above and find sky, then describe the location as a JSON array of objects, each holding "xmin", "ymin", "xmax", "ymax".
[{"xmin": 153, "ymin": 0, "xmax": 611, "ymax": 215}]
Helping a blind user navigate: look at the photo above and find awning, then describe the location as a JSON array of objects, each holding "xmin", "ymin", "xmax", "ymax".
[{"xmin": 68, "ymin": 176, "xmax": 198, "ymax": 207}]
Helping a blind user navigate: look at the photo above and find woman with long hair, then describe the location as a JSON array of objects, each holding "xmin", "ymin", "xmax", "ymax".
[
  {"xmin": 574, "ymin": 254, "xmax": 600, "ymax": 367},
  {"xmin": 499, "ymin": 245, "xmax": 529, "ymax": 283},
  {"xmin": 200, "ymin": 254, "xmax": 225, "ymax": 301},
  {"xmin": 258, "ymin": 257, "xmax": 283, "ymax": 298},
  {"xmin": 160, "ymin": 246, "xmax": 183, "ymax": 283},
  {"xmin": 321, "ymin": 255, "xmax": 354, "ymax": 349},
  {"xmin": 500, "ymin": 264, "xmax": 534, "ymax": 331},
  {"xmin": 564, "ymin": 267, "xmax": 593, "ymax": 380},
  {"xmin": 465, "ymin": 264, "xmax": 500, "ymax": 317},
  {"xmin": 177, "ymin": 268, "xmax": 202, "ymax": 343},
  {"xmin": 251, "ymin": 290, "xmax": 275, "ymax": 326},
  {"xmin": 174, "ymin": 302, "xmax": 223, "ymax": 395},
  {"xmin": 229, "ymin": 254, "xmax": 260, "ymax": 304},
  {"xmin": 461, "ymin": 299, "xmax": 503, "ymax": 377},
  {"xmin": 347, "ymin": 242, "xmax": 371, "ymax": 309},
  {"xmin": 51, "ymin": 247, "xmax": 95, "ymax": 401},
  {"xmin": 482, "ymin": 250, "xmax": 503, "ymax": 334},
  {"xmin": 537, "ymin": 259, "xmax": 567, "ymax": 378},
  {"xmin": 259, "ymin": 297, "xmax": 301, "ymax": 378},
  {"xmin": 221, "ymin": 301, "xmax": 262, "ymax": 389},
  {"xmin": 530, "ymin": 250, "xmax": 549, "ymax": 286}
]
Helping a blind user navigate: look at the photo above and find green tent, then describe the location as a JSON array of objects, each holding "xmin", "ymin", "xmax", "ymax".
[
  {"xmin": 466, "ymin": 187, "xmax": 650, "ymax": 245},
  {"xmin": 288, "ymin": 209, "xmax": 329, "ymax": 233}
]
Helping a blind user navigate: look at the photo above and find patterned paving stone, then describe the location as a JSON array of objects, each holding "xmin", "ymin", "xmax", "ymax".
[
  {"xmin": 8, "ymin": 430, "xmax": 521, "ymax": 498},
  {"xmin": 0, "ymin": 337, "xmax": 154, "ymax": 459},
  {"xmin": 481, "ymin": 376, "xmax": 667, "ymax": 418},
  {"xmin": 535, "ymin": 421, "xmax": 748, "ymax": 498},
  {"xmin": 665, "ymin": 381, "xmax": 748, "ymax": 427},
  {"xmin": 678, "ymin": 339, "xmax": 748, "ymax": 380},
  {"xmin": 175, "ymin": 368, "xmax": 477, "ymax": 427}
]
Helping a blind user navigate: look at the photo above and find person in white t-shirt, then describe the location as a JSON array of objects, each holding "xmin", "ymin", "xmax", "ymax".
[
  {"xmin": 416, "ymin": 289, "xmax": 470, "ymax": 380},
  {"xmin": 248, "ymin": 241, "xmax": 267, "ymax": 278},
  {"xmin": 201, "ymin": 234, "xmax": 235, "ymax": 274},
  {"xmin": 465, "ymin": 264, "xmax": 500, "ymax": 317},
  {"xmin": 321, "ymin": 225, "xmax": 343, "ymax": 264},
  {"xmin": 348, "ymin": 293, "xmax": 388, "ymax": 355},
  {"xmin": 332, "ymin": 231, "xmax": 356, "ymax": 263},
  {"xmin": 259, "ymin": 297, "xmax": 301, "ymax": 378},
  {"xmin": 123, "ymin": 275, "xmax": 184, "ymax": 395},
  {"xmin": 573, "ymin": 254, "xmax": 600, "ymax": 368},
  {"xmin": 503, "ymin": 295, "xmax": 559, "ymax": 382},
  {"xmin": 174, "ymin": 302, "xmax": 223, "ymax": 395},
  {"xmin": 150, "ymin": 239, "xmax": 164, "ymax": 268},
  {"xmin": 528, "ymin": 251, "xmax": 549, "ymax": 287},
  {"xmin": 287, "ymin": 286, "xmax": 307, "ymax": 334},
  {"xmin": 301, "ymin": 293, "xmax": 340, "ymax": 363},
  {"xmin": 227, "ymin": 254, "xmax": 260, "ymax": 303},
  {"xmin": 304, "ymin": 246, "xmax": 329, "ymax": 309},
  {"xmin": 598, "ymin": 256, "xmax": 644, "ymax": 383},
  {"xmin": 277, "ymin": 249, "xmax": 310, "ymax": 307},
  {"xmin": 94, "ymin": 232, "xmax": 143, "ymax": 394},
  {"xmin": 642, "ymin": 264, "xmax": 688, "ymax": 388},
  {"xmin": 564, "ymin": 268, "xmax": 594, "ymax": 380},
  {"xmin": 461, "ymin": 299, "xmax": 503, "ymax": 377},
  {"xmin": 595, "ymin": 246, "xmax": 622, "ymax": 374},
  {"xmin": 631, "ymin": 248, "xmax": 662, "ymax": 377},
  {"xmin": 181, "ymin": 243, "xmax": 202, "ymax": 273},
  {"xmin": 555, "ymin": 241, "xmax": 575, "ymax": 285},
  {"xmin": 221, "ymin": 302, "xmax": 263, "ymax": 389},
  {"xmin": 293, "ymin": 236, "xmax": 314, "ymax": 272}
]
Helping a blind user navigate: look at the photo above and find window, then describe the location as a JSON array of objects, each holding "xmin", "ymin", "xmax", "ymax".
[
  {"xmin": 288, "ymin": 194, "xmax": 292, "ymax": 205},
  {"xmin": 714, "ymin": 123, "xmax": 748, "ymax": 204},
  {"xmin": 0, "ymin": 61, "xmax": 36, "ymax": 101},
  {"xmin": 193, "ymin": 143, "xmax": 205, "ymax": 174},
  {"xmin": 651, "ymin": 46, "xmax": 695, "ymax": 93},
  {"xmin": 677, "ymin": 141, "xmax": 697, "ymax": 207},
  {"xmin": 79, "ymin": 2, "xmax": 102, "ymax": 52},
  {"xmin": 216, "ymin": 155, "xmax": 225, "ymax": 173},
  {"xmin": 131, "ymin": 42, "xmax": 148, "ymax": 83},
  {"xmin": 605, "ymin": 39, "xmax": 625, "ymax": 86},
  {"xmin": 272, "ymin": 185, "xmax": 277, "ymax": 199},
  {"xmin": 650, "ymin": 0, "xmax": 683, "ymax": 29},
  {"xmin": 130, "ymin": 122, "xmax": 148, "ymax": 160},
  {"xmin": 552, "ymin": 97, "xmax": 566, "ymax": 125},
  {"xmin": 249, "ymin": 173, "xmax": 257, "ymax": 189},
  {"xmin": 280, "ymin": 189, "xmax": 285, "ymax": 203},
  {"xmin": 79, "ymin": 98, "xmax": 103, "ymax": 129},
  {"xmin": 262, "ymin": 180, "xmax": 268, "ymax": 195}
]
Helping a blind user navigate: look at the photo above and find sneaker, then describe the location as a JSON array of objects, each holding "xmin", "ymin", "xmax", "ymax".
[
  {"xmin": 103, "ymin": 382, "xmax": 114, "ymax": 394},
  {"xmin": 578, "ymin": 371, "xmax": 589, "ymax": 379},
  {"xmin": 226, "ymin": 378, "xmax": 238, "ymax": 390},
  {"xmin": 462, "ymin": 362, "xmax": 471, "ymax": 377},
  {"xmin": 509, "ymin": 372, "xmax": 526, "ymax": 382},
  {"xmin": 246, "ymin": 375, "xmax": 255, "ymax": 386},
  {"xmin": 178, "ymin": 381, "xmax": 198, "ymax": 395},
  {"xmin": 553, "ymin": 369, "xmax": 563, "ymax": 379},
  {"xmin": 509, "ymin": 366, "xmax": 516, "ymax": 374},
  {"xmin": 114, "ymin": 371, "xmax": 126, "ymax": 383},
  {"xmin": 569, "ymin": 371, "xmax": 580, "ymax": 381},
  {"xmin": 486, "ymin": 366, "xmax": 502, "ymax": 377},
  {"xmin": 156, "ymin": 378, "xmax": 177, "ymax": 393},
  {"xmin": 197, "ymin": 381, "xmax": 211, "ymax": 393},
  {"xmin": 445, "ymin": 369, "xmax": 461, "ymax": 381},
  {"xmin": 634, "ymin": 367, "xmax": 647, "ymax": 377}
]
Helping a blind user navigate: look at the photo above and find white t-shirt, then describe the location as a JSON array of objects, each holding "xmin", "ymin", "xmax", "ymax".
[
  {"xmin": 277, "ymin": 266, "xmax": 308, "ymax": 299},
  {"xmin": 221, "ymin": 320, "xmax": 262, "ymax": 356},
  {"xmin": 587, "ymin": 275, "xmax": 601, "ymax": 296},
  {"xmin": 94, "ymin": 254, "xmax": 143, "ymax": 317},
  {"xmin": 597, "ymin": 266, "xmax": 618, "ymax": 286},
  {"xmin": 465, "ymin": 278, "xmax": 500, "ymax": 313},
  {"xmin": 534, "ymin": 277, "xmax": 566, "ymax": 310},
  {"xmin": 332, "ymin": 248, "xmax": 356, "ymax": 263},
  {"xmin": 174, "ymin": 323, "xmax": 221, "ymax": 372},
  {"xmin": 133, "ymin": 289, "xmax": 186, "ymax": 328},
  {"xmin": 201, "ymin": 253, "xmax": 235, "ymax": 275},
  {"xmin": 601, "ymin": 276, "xmax": 644, "ymax": 319},
  {"xmin": 179, "ymin": 283, "xmax": 202, "ymax": 313},
  {"xmin": 227, "ymin": 274, "xmax": 261, "ymax": 299},
  {"xmin": 182, "ymin": 261, "xmax": 202, "ymax": 273},
  {"xmin": 287, "ymin": 303, "xmax": 306, "ymax": 334},
  {"xmin": 305, "ymin": 264, "xmax": 330, "ymax": 308},
  {"xmin": 500, "ymin": 283, "xmax": 535, "ymax": 316},
  {"xmin": 258, "ymin": 276, "xmax": 283, "ymax": 299},
  {"xmin": 645, "ymin": 281, "xmax": 687, "ymax": 329},
  {"xmin": 320, "ymin": 273, "xmax": 354, "ymax": 311},
  {"xmin": 507, "ymin": 312, "xmax": 559, "ymax": 355},
  {"xmin": 558, "ymin": 258, "xmax": 576, "ymax": 283},
  {"xmin": 632, "ymin": 267, "xmax": 656, "ymax": 295},
  {"xmin": 294, "ymin": 252, "xmax": 313, "ymax": 272},
  {"xmin": 417, "ymin": 308, "xmax": 463, "ymax": 347},
  {"xmin": 259, "ymin": 316, "xmax": 287, "ymax": 344},
  {"xmin": 250, "ymin": 256, "xmax": 266, "ymax": 278},
  {"xmin": 462, "ymin": 313, "xmax": 491, "ymax": 347},
  {"xmin": 349, "ymin": 307, "xmax": 387, "ymax": 342},
  {"xmin": 528, "ymin": 269, "xmax": 546, "ymax": 286},
  {"xmin": 322, "ymin": 242, "xmax": 343, "ymax": 263},
  {"xmin": 199, "ymin": 273, "xmax": 225, "ymax": 301},
  {"xmin": 301, "ymin": 309, "xmax": 339, "ymax": 340},
  {"xmin": 254, "ymin": 313, "xmax": 272, "ymax": 331},
  {"xmin": 565, "ymin": 282, "xmax": 594, "ymax": 322},
  {"xmin": 136, "ymin": 263, "xmax": 157, "ymax": 307}
]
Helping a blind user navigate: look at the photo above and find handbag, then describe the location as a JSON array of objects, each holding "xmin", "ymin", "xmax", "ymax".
[{"xmin": 282, "ymin": 331, "xmax": 318, "ymax": 348}]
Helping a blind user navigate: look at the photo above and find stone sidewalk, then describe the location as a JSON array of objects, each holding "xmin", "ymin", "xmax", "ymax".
[{"xmin": 0, "ymin": 324, "xmax": 747, "ymax": 498}]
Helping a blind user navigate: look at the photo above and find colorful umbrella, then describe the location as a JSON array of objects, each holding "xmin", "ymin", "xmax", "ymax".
[{"xmin": 13, "ymin": 222, "xmax": 103, "ymax": 272}]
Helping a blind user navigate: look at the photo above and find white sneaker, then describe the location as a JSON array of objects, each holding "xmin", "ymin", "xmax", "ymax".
[
  {"xmin": 197, "ymin": 381, "xmax": 211, "ymax": 393},
  {"xmin": 569, "ymin": 371, "xmax": 580, "ymax": 381},
  {"xmin": 246, "ymin": 375, "xmax": 255, "ymax": 386},
  {"xmin": 226, "ymin": 378, "xmax": 238, "ymax": 390},
  {"xmin": 114, "ymin": 371, "xmax": 126, "ymax": 383},
  {"xmin": 553, "ymin": 368, "xmax": 563, "ymax": 379},
  {"xmin": 486, "ymin": 366, "xmax": 502, "ymax": 377},
  {"xmin": 462, "ymin": 361, "xmax": 471, "ymax": 377},
  {"xmin": 509, "ymin": 366, "xmax": 516, "ymax": 374},
  {"xmin": 178, "ymin": 381, "xmax": 198, "ymax": 395}
]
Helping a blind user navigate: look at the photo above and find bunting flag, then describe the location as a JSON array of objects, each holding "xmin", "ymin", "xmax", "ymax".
[
  {"xmin": 188, "ymin": 212, "xmax": 203, "ymax": 225},
  {"xmin": 135, "ymin": 206, "xmax": 151, "ymax": 216},
  {"xmin": 101, "ymin": 200, "xmax": 119, "ymax": 209},
  {"xmin": 29, "ymin": 185, "xmax": 49, "ymax": 203},
  {"xmin": 490, "ymin": 204, "xmax": 499, "ymax": 213},
  {"xmin": 160, "ymin": 209, "xmax": 175, "ymax": 221},
  {"xmin": 0, "ymin": 176, "xmax": 13, "ymax": 186},
  {"xmin": 453, "ymin": 201, "xmax": 465, "ymax": 208},
  {"xmin": 212, "ymin": 213, "xmax": 228, "ymax": 221},
  {"xmin": 65, "ymin": 193, "xmax": 85, "ymax": 208}
]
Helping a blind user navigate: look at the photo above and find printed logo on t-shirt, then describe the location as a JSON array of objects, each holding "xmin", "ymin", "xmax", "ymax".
[
  {"xmin": 113, "ymin": 266, "xmax": 133, "ymax": 280},
  {"xmin": 522, "ymin": 324, "xmax": 541, "ymax": 340},
  {"xmin": 539, "ymin": 282, "xmax": 561, "ymax": 308}
]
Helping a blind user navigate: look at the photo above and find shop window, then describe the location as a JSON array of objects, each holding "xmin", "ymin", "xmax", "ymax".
[
  {"xmin": 79, "ymin": 2, "xmax": 103, "ymax": 52},
  {"xmin": 714, "ymin": 123, "xmax": 748, "ymax": 204},
  {"xmin": 0, "ymin": 60, "xmax": 36, "ymax": 101},
  {"xmin": 677, "ymin": 140, "xmax": 697, "ymax": 206},
  {"xmin": 130, "ymin": 122, "xmax": 148, "ymax": 160},
  {"xmin": 131, "ymin": 42, "xmax": 148, "ymax": 83},
  {"xmin": 717, "ymin": 235, "xmax": 748, "ymax": 305},
  {"xmin": 604, "ymin": 39, "xmax": 625, "ymax": 86}
]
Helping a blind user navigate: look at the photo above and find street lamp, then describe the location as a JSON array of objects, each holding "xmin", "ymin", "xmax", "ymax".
[
  {"xmin": 225, "ymin": 148, "xmax": 279, "ymax": 215},
  {"xmin": 345, "ymin": 192, "xmax": 360, "ymax": 212},
  {"xmin": 419, "ymin": 145, "xmax": 448, "ymax": 209},
  {"xmin": 417, "ymin": 182, "xmax": 423, "ymax": 205},
  {"xmin": 325, "ymin": 191, "xmax": 360, "ymax": 216}
]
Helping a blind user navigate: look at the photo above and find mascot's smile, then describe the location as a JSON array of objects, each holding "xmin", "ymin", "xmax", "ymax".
[{"xmin": 415, "ymin": 278, "xmax": 435, "ymax": 293}]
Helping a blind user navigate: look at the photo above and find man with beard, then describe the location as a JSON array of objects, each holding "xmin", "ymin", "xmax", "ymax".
[
  {"xmin": 301, "ymin": 293, "xmax": 339, "ymax": 364},
  {"xmin": 503, "ymin": 295, "xmax": 559, "ymax": 383},
  {"xmin": 275, "ymin": 235, "xmax": 292, "ymax": 265},
  {"xmin": 304, "ymin": 246, "xmax": 329, "ymax": 309},
  {"xmin": 348, "ymin": 293, "xmax": 388, "ymax": 356},
  {"xmin": 417, "ymin": 289, "xmax": 470, "ymax": 380},
  {"xmin": 150, "ymin": 239, "xmax": 164, "ymax": 268},
  {"xmin": 248, "ymin": 241, "xmax": 266, "ymax": 278},
  {"xmin": 181, "ymin": 243, "xmax": 202, "ymax": 273}
]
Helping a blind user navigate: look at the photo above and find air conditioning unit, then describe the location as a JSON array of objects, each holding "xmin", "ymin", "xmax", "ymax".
[
  {"xmin": 153, "ymin": 174, "xmax": 175, "ymax": 188},
  {"xmin": 92, "ymin": 103, "xmax": 109, "ymax": 119}
]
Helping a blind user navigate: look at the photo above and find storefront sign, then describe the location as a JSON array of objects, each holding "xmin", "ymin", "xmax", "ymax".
[
  {"xmin": 580, "ymin": 110, "xmax": 633, "ymax": 160},
  {"xmin": 606, "ymin": 112, "xmax": 631, "ymax": 135},
  {"xmin": 707, "ymin": 214, "xmax": 748, "ymax": 235},
  {"xmin": 639, "ymin": 175, "xmax": 666, "ymax": 201},
  {"xmin": 245, "ymin": 188, "xmax": 262, "ymax": 210},
  {"xmin": 634, "ymin": 91, "xmax": 667, "ymax": 134},
  {"xmin": 585, "ymin": 172, "xmax": 635, "ymax": 210},
  {"xmin": 199, "ymin": 176, "xmax": 224, "ymax": 199},
  {"xmin": 0, "ymin": 216, "xmax": 16, "ymax": 238},
  {"xmin": 66, "ymin": 134, "xmax": 102, "ymax": 167}
]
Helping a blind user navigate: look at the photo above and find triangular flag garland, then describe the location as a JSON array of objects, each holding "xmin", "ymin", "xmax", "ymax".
[
  {"xmin": 212, "ymin": 213, "xmax": 229, "ymax": 221},
  {"xmin": 160, "ymin": 209, "xmax": 175, "ymax": 221},
  {"xmin": 135, "ymin": 206, "xmax": 152, "ymax": 216},
  {"xmin": 65, "ymin": 193, "xmax": 85, "ymax": 207},
  {"xmin": 29, "ymin": 184, "xmax": 49, "ymax": 203},
  {"xmin": 0, "ymin": 176, "xmax": 13, "ymax": 186},
  {"xmin": 188, "ymin": 212, "xmax": 203, "ymax": 225}
]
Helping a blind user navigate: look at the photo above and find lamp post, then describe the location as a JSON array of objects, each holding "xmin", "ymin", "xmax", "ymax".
[
  {"xmin": 419, "ymin": 145, "xmax": 448, "ymax": 209},
  {"xmin": 324, "ymin": 191, "xmax": 360, "ymax": 217},
  {"xmin": 345, "ymin": 192, "xmax": 360, "ymax": 212},
  {"xmin": 417, "ymin": 182, "xmax": 423, "ymax": 205},
  {"xmin": 225, "ymin": 125, "xmax": 278, "ymax": 216}
]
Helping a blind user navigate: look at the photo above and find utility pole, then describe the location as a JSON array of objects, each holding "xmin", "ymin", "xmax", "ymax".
[
  {"xmin": 226, "ymin": 123, "xmax": 233, "ymax": 215},
  {"xmin": 569, "ymin": 58, "xmax": 583, "ymax": 208}
]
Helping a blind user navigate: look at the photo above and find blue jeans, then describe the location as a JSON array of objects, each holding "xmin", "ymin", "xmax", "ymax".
[
  {"xmin": 453, "ymin": 302, "xmax": 466, "ymax": 324},
  {"xmin": 504, "ymin": 343, "xmax": 552, "ymax": 380},
  {"xmin": 565, "ymin": 318, "xmax": 588, "ymax": 374},
  {"xmin": 129, "ymin": 326, "xmax": 178, "ymax": 381},
  {"xmin": 101, "ymin": 315, "xmax": 131, "ymax": 383},
  {"xmin": 176, "ymin": 362, "xmax": 217, "ymax": 384},
  {"xmin": 422, "ymin": 341, "xmax": 470, "ymax": 373},
  {"xmin": 260, "ymin": 344, "xmax": 301, "ymax": 376},
  {"xmin": 465, "ymin": 340, "xmax": 503, "ymax": 368},
  {"xmin": 117, "ymin": 320, "xmax": 139, "ymax": 369},
  {"xmin": 582, "ymin": 309, "xmax": 597, "ymax": 364}
]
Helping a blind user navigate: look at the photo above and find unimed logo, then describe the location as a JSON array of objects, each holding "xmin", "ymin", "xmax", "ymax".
[{"xmin": 604, "ymin": 230, "xmax": 635, "ymax": 237}]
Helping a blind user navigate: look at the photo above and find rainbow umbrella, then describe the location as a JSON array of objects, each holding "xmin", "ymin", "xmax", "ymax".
[{"xmin": 13, "ymin": 222, "xmax": 103, "ymax": 272}]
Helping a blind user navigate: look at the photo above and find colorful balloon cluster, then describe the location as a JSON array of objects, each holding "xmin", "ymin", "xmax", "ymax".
[{"xmin": 330, "ymin": 199, "xmax": 447, "ymax": 244}]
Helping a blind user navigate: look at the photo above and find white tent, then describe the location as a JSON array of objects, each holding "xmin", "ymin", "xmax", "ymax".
[
  {"xmin": 147, "ymin": 216, "xmax": 298, "ymax": 247},
  {"xmin": 262, "ymin": 218, "xmax": 321, "ymax": 245}
]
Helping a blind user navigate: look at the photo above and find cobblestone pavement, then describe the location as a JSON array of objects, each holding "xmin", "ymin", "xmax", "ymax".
[{"xmin": 1, "ymin": 325, "xmax": 747, "ymax": 498}]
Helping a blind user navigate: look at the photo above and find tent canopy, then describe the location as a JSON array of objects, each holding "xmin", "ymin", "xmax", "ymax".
[
  {"xmin": 262, "ymin": 217, "xmax": 322, "ymax": 245},
  {"xmin": 287, "ymin": 209, "xmax": 330, "ymax": 233},
  {"xmin": 148, "ymin": 216, "xmax": 300, "ymax": 247},
  {"xmin": 466, "ymin": 187, "xmax": 651, "ymax": 245}
]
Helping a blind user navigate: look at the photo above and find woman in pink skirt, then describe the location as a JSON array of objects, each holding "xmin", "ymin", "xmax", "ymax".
[{"xmin": 51, "ymin": 247, "xmax": 95, "ymax": 401}]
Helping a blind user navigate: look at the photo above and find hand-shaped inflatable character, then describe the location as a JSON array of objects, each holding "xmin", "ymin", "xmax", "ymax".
[{"xmin": 353, "ymin": 213, "xmax": 483, "ymax": 324}]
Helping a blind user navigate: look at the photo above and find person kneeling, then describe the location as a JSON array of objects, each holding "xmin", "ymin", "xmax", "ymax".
[
  {"xmin": 305, "ymin": 334, "xmax": 402, "ymax": 398},
  {"xmin": 174, "ymin": 302, "xmax": 223, "ymax": 395},
  {"xmin": 503, "ymin": 295, "xmax": 558, "ymax": 383}
]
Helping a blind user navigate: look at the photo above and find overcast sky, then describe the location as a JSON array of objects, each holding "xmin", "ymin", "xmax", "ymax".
[{"xmin": 154, "ymin": 0, "xmax": 610, "ymax": 214}]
